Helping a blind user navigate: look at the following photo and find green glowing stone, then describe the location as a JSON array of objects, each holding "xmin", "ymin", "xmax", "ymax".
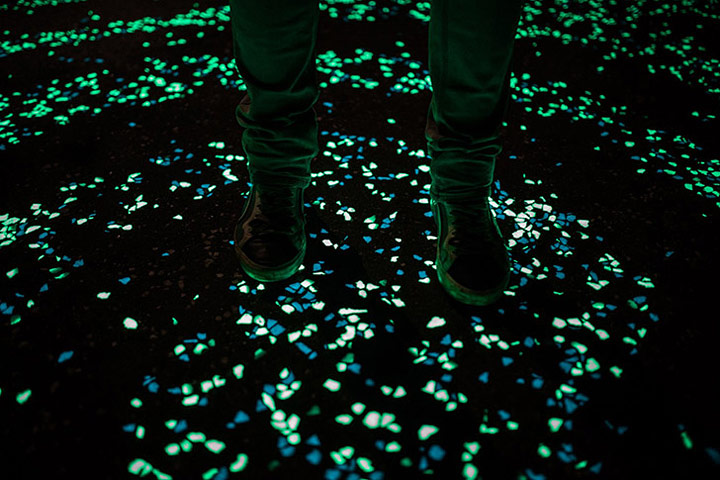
[
  {"xmin": 202, "ymin": 468, "xmax": 218, "ymax": 480},
  {"xmin": 130, "ymin": 397, "xmax": 142, "ymax": 408},
  {"xmin": 128, "ymin": 459, "xmax": 150, "ymax": 475},
  {"xmin": 330, "ymin": 451, "xmax": 344, "ymax": 465},
  {"xmin": 596, "ymin": 329, "xmax": 610, "ymax": 340},
  {"xmin": 165, "ymin": 443, "xmax": 180, "ymax": 455},
  {"xmin": 97, "ymin": 292, "xmax": 111, "ymax": 299},
  {"xmin": 261, "ymin": 392, "xmax": 275, "ymax": 411},
  {"xmin": 567, "ymin": 317, "xmax": 582, "ymax": 327},
  {"xmin": 464, "ymin": 442, "xmax": 480, "ymax": 454},
  {"xmin": 548, "ymin": 417, "xmax": 563, "ymax": 432},
  {"xmin": 123, "ymin": 317, "xmax": 138, "ymax": 329},
  {"xmin": 357, "ymin": 457, "xmax": 373, "ymax": 472},
  {"xmin": 380, "ymin": 413, "xmax": 395, "ymax": 427},
  {"xmin": 283, "ymin": 411, "xmax": 299, "ymax": 426},
  {"xmin": 6, "ymin": 268, "xmax": 18, "ymax": 278},
  {"xmin": 560, "ymin": 384, "xmax": 577, "ymax": 394},
  {"xmin": 323, "ymin": 378, "xmax": 341, "ymax": 392},
  {"xmin": 538, "ymin": 444, "xmax": 552, "ymax": 458},
  {"xmin": 427, "ymin": 316, "xmax": 446, "ymax": 328},
  {"xmin": 212, "ymin": 375, "xmax": 226, "ymax": 387},
  {"xmin": 16, "ymin": 389, "xmax": 31, "ymax": 404},
  {"xmin": 623, "ymin": 336, "xmax": 638, "ymax": 346},
  {"xmin": 340, "ymin": 446, "xmax": 355, "ymax": 458},
  {"xmin": 681, "ymin": 431, "xmax": 693, "ymax": 449},
  {"xmin": 229, "ymin": 453, "xmax": 248, "ymax": 472},
  {"xmin": 205, "ymin": 439, "xmax": 226, "ymax": 453},
  {"xmin": 363, "ymin": 411, "xmax": 380, "ymax": 429},
  {"xmin": 585, "ymin": 358, "xmax": 600, "ymax": 372},
  {"xmin": 351, "ymin": 402, "xmax": 366, "ymax": 415},
  {"xmin": 422, "ymin": 380, "xmax": 436, "ymax": 394},
  {"xmin": 463, "ymin": 463, "xmax": 478, "ymax": 480},
  {"xmin": 552, "ymin": 317, "xmax": 566, "ymax": 328},
  {"xmin": 418, "ymin": 424, "xmax": 438, "ymax": 440},
  {"xmin": 386, "ymin": 441, "xmax": 401, "ymax": 452},
  {"xmin": 479, "ymin": 424, "xmax": 498, "ymax": 434}
]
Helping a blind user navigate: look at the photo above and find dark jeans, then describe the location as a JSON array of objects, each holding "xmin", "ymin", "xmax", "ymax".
[{"xmin": 230, "ymin": 0, "xmax": 522, "ymax": 202}]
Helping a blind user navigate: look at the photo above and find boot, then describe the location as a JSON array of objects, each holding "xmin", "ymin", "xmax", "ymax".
[
  {"xmin": 430, "ymin": 188, "xmax": 511, "ymax": 305},
  {"xmin": 234, "ymin": 183, "xmax": 307, "ymax": 282}
]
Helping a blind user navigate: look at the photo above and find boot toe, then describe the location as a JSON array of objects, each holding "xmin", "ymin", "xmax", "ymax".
[{"xmin": 242, "ymin": 232, "xmax": 302, "ymax": 267}]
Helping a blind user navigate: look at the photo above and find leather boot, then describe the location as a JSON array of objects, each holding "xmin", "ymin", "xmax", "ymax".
[
  {"xmin": 430, "ymin": 189, "xmax": 511, "ymax": 305},
  {"xmin": 234, "ymin": 183, "xmax": 307, "ymax": 282}
]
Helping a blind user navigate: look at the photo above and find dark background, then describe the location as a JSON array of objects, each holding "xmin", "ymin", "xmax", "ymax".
[{"xmin": 1, "ymin": 1, "xmax": 719, "ymax": 479}]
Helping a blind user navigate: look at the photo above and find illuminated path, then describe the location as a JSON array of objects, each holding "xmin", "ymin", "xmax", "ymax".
[{"xmin": 1, "ymin": 1, "xmax": 719, "ymax": 478}]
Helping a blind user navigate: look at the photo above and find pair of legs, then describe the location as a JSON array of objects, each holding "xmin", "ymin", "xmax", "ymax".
[{"xmin": 229, "ymin": 0, "xmax": 523, "ymax": 203}]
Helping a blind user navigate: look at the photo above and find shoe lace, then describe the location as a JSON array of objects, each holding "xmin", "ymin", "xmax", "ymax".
[
  {"xmin": 249, "ymin": 186, "xmax": 302, "ymax": 235},
  {"xmin": 446, "ymin": 199, "xmax": 497, "ymax": 254}
]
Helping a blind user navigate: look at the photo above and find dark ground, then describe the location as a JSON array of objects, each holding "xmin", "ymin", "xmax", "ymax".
[{"xmin": 1, "ymin": 0, "xmax": 720, "ymax": 479}]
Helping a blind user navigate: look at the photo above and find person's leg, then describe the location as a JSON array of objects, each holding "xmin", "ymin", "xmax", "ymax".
[
  {"xmin": 230, "ymin": 0, "xmax": 320, "ymax": 190},
  {"xmin": 425, "ymin": 0, "xmax": 522, "ymax": 202},
  {"xmin": 426, "ymin": 0, "xmax": 523, "ymax": 305},
  {"xmin": 230, "ymin": 0, "xmax": 319, "ymax": 282}
]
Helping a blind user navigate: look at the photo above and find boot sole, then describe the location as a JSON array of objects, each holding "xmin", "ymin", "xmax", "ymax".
[{"xmin": 235, "ymin": 240, "xmax": 306, "ymax": 282}]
